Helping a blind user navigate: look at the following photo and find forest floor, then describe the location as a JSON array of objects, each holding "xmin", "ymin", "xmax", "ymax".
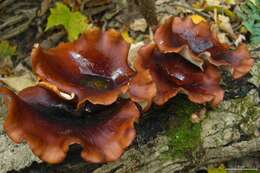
[{"xmin": 0, "ymin": 0, "xmax": 260, "ymax": 173}]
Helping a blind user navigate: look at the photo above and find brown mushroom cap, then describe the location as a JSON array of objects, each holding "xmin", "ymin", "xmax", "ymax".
[
  {"xmin": 32, "ymin": 28, "xmax": 134, "ymax": 107},
  {"xmin": 0, "ymin": 86, "xmax": 140, "ymax": 164},
  {"xmin": 128, "ymin": 69, "xmax": 156, "ymax": 111},
  {"xmin": 129, "ymin": 43, "xmax": 224, "ymax": 107},
  {"xmin": 154, "ymin": 17, "xmax": 254, "ymax": 79}
]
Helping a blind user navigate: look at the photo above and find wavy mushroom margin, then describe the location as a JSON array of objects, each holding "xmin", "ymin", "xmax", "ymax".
[
  {"xmin": 154, "ymin": 16, "xmax": 254, "ymax": 79},
  {"xmin": 32, "ymin": 28, "xmax": 135, "ymax": 108},
  {"xmin": 129, "ymin": 43, "xmax": 224, "ymax": 109},
  {"xmin": 0, "ymin": 86, "xmax": 140, "ymax": 164}
]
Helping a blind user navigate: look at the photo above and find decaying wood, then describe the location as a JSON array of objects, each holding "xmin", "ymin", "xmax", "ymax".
[
  {"xmin": 91, "ymin": 138, "xmax": 260, "ymax": 173},
  {"xmin": 91, "ymin": 89, "xmax": 260, "ymax": 173},
  {"xmin": 0, "ymin": 0, "xmax": 259, "ymax": 172}
]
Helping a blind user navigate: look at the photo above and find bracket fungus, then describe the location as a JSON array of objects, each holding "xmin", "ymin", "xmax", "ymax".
[
  {"xmin": 32, "ymin": 28, "xmax": 134, "ymax": 108},
  {"xmin": 0, "ymin": 86, "xmax": 140, "ymax": 163}
]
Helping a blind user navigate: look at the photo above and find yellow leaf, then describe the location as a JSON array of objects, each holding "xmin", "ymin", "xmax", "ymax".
[
  {"xmin": 191, "ymin": 15, "xmax": 206, "ymax": 24},
  {"xmin": 192, "ymin": 1, "xmax": 204, "ymax": 9},
  {"xmin": 225, "ymin": 0, "xmax": 235, "ymax": 5},
  {"xmin": 121, "ymin": 29, "xmax": 134, "ymax": 43}
]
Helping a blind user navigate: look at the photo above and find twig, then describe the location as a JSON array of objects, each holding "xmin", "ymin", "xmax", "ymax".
[
  {"xmin": 171, "ymin": 2, "xmax": 212, "ymax": 20},
  {"xmin": 133, "ymin": 0, "xmax": 158, "ymax": 26},
  {"xmin": 0, "ymin": 0, "xmax": 15, "ymax": 11}
]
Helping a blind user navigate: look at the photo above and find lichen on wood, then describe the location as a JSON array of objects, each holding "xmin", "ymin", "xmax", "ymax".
[{"xmin": 249, "ymin": 61, "xmax": 260, "ymax": 88}]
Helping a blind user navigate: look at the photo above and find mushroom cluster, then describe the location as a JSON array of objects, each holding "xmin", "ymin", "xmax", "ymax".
[
  {"xmin": 0, "ymin": 28, "xmax": 140, "ymax": 164},
  {"xmin": 0, "ymin": 16, "xmax": 253, "ymax": 164},
  {"xmin": 129, "ymin": 16, "xmax": 253, "ymax": 109}
]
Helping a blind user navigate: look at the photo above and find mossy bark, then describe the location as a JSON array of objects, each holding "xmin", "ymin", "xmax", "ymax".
[
  {"xmin": 10, "ymin": 89, "xmax": 260, "ymax": 173},
  {"xmin": 1, "ymin": 0, "xmax": 260, "ymax": 172},
  {"xmin": 92, "ymin": 90, "xmax": 260, "ymax": 173}
]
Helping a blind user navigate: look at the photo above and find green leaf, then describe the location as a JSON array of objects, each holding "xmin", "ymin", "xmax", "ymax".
[
  {"xmin": 46, "ymin": 2, "xmax": 88, "ymax": 41},
  {"xmin": 0, "ymin": 41, "xmax": 16, "ymax": 58},
  {"xmin": 236, "ymin": 1, "xmax": 260, "ymax": 44}
]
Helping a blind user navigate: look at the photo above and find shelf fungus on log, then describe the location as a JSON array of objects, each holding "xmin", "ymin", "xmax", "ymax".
[
  {"xmin": 32, "ymin": 28, "xmax": 134, "ymax": 108},
  {"xmin": 129, "ymin": 43, "xmax": 224, "ymax": 108},
  {"xmin": 0, "ymin": 86, "xmax": 140, "ymax": 164},
  {"xmin": 154, "ymin": 17, "xmax": 254, "ymax": 79}
]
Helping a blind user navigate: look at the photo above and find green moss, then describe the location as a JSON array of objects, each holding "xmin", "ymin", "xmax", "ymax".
[
  {"xmin": 166, "ymin": 96, "xmax": 202, "ymax": 158},
  {"xmin": 208, "ymin": 165, "xmax": 227, "ymax": 173},
  {"xmin": 0, "ymin": 40, "xmax": 16, "ymax": 58},
  {"xmin": 242, "ymin": 171, "xmax": 260, "ymax": 173}
]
